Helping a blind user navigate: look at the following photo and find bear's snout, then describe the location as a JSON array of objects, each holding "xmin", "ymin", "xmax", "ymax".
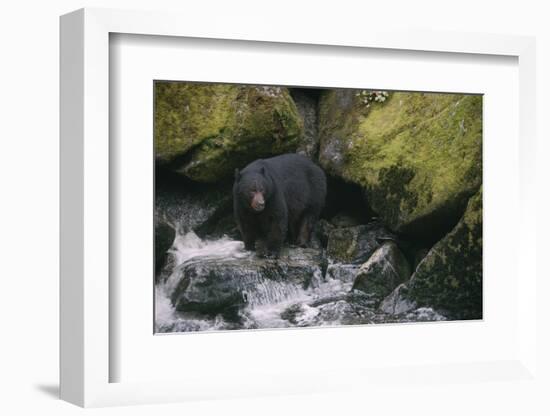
[{"xmin": 251, "ymin": 192, "xmax": 265, "ymax": 212}]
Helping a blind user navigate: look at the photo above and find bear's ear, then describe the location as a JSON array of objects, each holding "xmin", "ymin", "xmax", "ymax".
[
  {"xmin": 234, "ymin": 168, "xmax": 240, "ymax": 181},
  {"xmin": 260, "ymin": 166, "xmax": 266, "ymax": 176}
]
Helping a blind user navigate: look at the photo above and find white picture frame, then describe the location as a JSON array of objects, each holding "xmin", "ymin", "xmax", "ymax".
[{"xmin": 60, "ymin": 7, "xmax": 538, "ymax": 408}]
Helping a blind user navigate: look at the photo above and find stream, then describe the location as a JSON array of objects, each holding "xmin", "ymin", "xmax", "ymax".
[{"xmin": 154, "ymin": 231, "xmax": 446, "ymax": 333}]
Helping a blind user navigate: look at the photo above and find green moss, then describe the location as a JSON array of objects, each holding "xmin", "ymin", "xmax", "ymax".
[
  {"xmin": 155, "ymin": 83, "xmax": 238, "ymax": 162},
  {"xmin": 408, "ymin": 189, "xmax": 483, "ymax": 319},
  {"xmin": 155, "ymin": 84, "xmax": 304, "ymax": 182},
  {"xmin": 326, "ymin": 222, "xmax": 392, "ymax": 264},
  {"xmin": 319, "ymin": 91, "xmax": 482, "ymax": 233}
]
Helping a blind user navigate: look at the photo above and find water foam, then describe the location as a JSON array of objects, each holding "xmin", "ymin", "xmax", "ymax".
[
  {"xmin": 155, "ymin": 232, "xmax": 249, "ymax": 332},
  {"xmin": 154, "ymin": 232, "xmax": 447, "ymax": 333}
]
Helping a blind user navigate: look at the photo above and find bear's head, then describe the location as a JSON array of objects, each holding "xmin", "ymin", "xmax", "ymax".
[{"xmin": 234, "ymin": 166, "xmax": 273, "ymax": 213}]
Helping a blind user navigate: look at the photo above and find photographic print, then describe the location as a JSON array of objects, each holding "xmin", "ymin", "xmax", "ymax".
[{"xmin": 154, "ymin": 82, "xmax": 482, "ymax": 333}]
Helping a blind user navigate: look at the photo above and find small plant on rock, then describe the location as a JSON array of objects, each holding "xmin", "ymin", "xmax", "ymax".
[{"xmin": 355, "ymin": 90, "xmax": 389, "ymax": 108}]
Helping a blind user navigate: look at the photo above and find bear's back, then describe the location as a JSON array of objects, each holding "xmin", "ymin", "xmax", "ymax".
[{"xmin": 262, "ymin": 153, "xmax": 326, "ymax": 213}]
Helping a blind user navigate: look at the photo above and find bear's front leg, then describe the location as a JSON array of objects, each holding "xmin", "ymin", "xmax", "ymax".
[
  {"xmin": 243, "ymin": 236, "xmax": 256, "ymax": 251},
  {"xmin": 264, "ymin": 238, "xmax": 282, "ymax": 258},
  {"xmin": 237, "ymin": 216, "xmax": 257, "ymax": 252},
  {"xmin": 263, "ymin": 216, "xmax": 287, "ymax": 258},
  {"xmin": 296, "ymin": 214, "xmax": 314, "ymax": 248}
]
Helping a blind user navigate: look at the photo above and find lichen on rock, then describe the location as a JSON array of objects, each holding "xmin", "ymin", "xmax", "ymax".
[
  {"xmin": 407, "ymin": 188, "xmax": 482, "ymax": 319},
  {"xmin": 318, "ymin": 90, "xmax": 482, "ymax": 239},
  {"xmin": 326, "ymin": 222, "xmax": 395, "ymax": 264},
  {"xmin": 155, "ymin": 83, "xmax": 304, "ymax": 182}
]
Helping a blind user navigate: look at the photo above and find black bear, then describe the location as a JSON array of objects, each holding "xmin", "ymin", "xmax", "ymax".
[{"xmin": 233, "ymin": 153, "xmax": 327, "ymax": 257}]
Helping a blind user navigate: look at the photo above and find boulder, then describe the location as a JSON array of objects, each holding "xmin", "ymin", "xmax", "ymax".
[
  {"xmin": 352, "ymin": 241, "xmax": 411, "ymax": 304},
  {"xmin": 169, "ymin": 248, "xmax": 325, "ymax": 315},
  {"xmin": 281, "ymin": 291, "xmax": 377, "ymax": 327},
  {"xmin": 325, "ymin": 263, "xmax": 359, "ymax": 284},
  {"xmin": 326, "ymin": 222, "xmax": 395, "ymax": 264},
  {"xmin": 378, "ymin": 283, "xmax": 417, "ymax": 315},
  {"xmin": 318, "ymin": 90, "xmax": 482, "ymax": 240},
  {"xmin": 155, "ymin": 179, "xmax": 233, "ymax": 235},
  {"xmin": 378, "ymin": 285, "xmax": 447, "ymax": 321},
  {"xmin": 403, "ymin": 307, "xmax": 447, "ymax": 322},
  {"xmin": 155, "ymin": 83, "xmax": 303, "ymax": 182},
  {"xmin": 154, "ymin": 221, "xmax": 175, "ymax": 273},
  {"xmin": 407, "ymin": 189, "xmax": 482, "ymax": 319}
]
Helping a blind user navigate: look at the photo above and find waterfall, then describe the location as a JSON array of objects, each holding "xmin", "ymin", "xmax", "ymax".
[{"xmin": 156, "ymin": 232, "xmax": 321, "ymax": 332}]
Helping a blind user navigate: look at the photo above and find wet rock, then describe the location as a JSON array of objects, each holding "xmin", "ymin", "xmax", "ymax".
[
  {"xmin": 308, "ymin": 300, "xmax": 371, "ymax": 326},
  {"xmin": 155, "ymin": 221, "xmax": 175, "ymax": 273},
  {"xmin": 378, "ymin": 283, "xmax": 417, "ymax": 315},
  {"xmin": 282, "ymin": 291, "xmax": 377, "ymax": 327},
  {"xmin": 325, "ymin": 263, "xmax": 359, "ymax": 284},
  {"xmin": 281, "ymin": 303, "xmax": 321, "ymax": 326},
  {"xmin": 170, "ymin": 248, "xmax": 324, "ymax": 315},
  {"xmin": 378, "ymin": 281, "xmax": 449, "ymax": 322},
  {"xmin": 155, "ymin": 83, "xmax": 304, "ymax": 182},
  {"xmin": 404, "ymin": 307, "xmax": 446, "ymax": 322},
  {"xmin": 407, "ymin": 189, "xmax": 482, "ymax": 320},
  {"xmin": 326, "ymin": 222, "xmax": 395, "ymax": 264},
  {"xmin": 314, "ymin": 219, "xmax": 335, "ymax": 248},
  {"xmin": 318, "ymin": 90, "xmax": 482, "ymax": 241},
  {"xmin": 283, "ymin": 292, "xmax": 447, "ymax": 326},
  {"xmin": 155, "ymin": 180, "xmax": 232, "ymax": 234},
  {"xmin": 352, "ymin": 242, "xmax": 411, "ymax": 305}
]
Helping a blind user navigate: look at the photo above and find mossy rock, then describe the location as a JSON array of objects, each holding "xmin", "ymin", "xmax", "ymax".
[
  {"xmin": 352, "ymin": 241, "xmax": 411, "ymax": 305},
  {"xmin": 407, "ymin": 189, "xmax": 482, "ymax": 319},
  {"xmin": 326, "ymin": 222, "xmax": 394, "ymax": 265},
  {"xmin": 318, "ymin": 89, "xmax": 482, "ymax": 237},
  {"xmin": 155, "ymin": 83, "xmax": 304, "ymax": 182}
]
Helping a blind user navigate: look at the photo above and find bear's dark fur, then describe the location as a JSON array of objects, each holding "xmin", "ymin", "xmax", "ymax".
[{"xmin": 233, "ymin": 153, "xmax": 327, "ymax": 257}]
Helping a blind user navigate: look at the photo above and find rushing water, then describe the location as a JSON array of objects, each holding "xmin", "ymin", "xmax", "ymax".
[{"xmin": 154, "ymin": 232, "xmax": 446, "ymax": 334}]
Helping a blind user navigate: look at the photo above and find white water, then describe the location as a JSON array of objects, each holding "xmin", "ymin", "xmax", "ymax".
[
  {"xmin": 155, "ymin": 232, "xmax": 445, "ymax": 333},
  {"xmin": 155, "ymin": 232, "xmax": 247, "ymax": 332},
  {"xmin": 163, "ymin": 232, "xmax": 248, "ymax": 294},
  {"xmin": 155, "ymin": 232, "xmax": 357, "ymax": 332}
]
